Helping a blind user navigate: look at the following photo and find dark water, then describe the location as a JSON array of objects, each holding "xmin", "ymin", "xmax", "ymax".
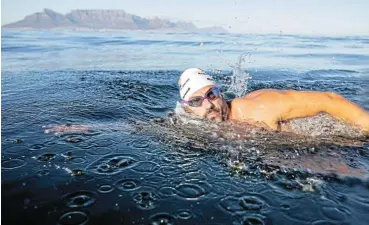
[{"xmin": 2, "ymin": 30, "xmax": 369, "ymax": 225}]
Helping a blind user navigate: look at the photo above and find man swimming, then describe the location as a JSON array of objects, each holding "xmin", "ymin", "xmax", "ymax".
[
  {"xmin": 44, "ymin": 67, "xmax": 369, "ymax": 136},
  {"xmin": 178, "ymin": 68, "xmax": 369, "ymax": 134}
]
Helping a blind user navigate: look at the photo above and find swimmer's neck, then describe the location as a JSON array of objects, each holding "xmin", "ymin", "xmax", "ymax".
[{"xmin": 225, "ymin": 100, "xmax": 234, "ymax": 121}]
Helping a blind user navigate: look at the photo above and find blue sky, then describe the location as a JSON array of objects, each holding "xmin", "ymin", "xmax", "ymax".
[{"xmin": 2, "ymin": 0, "xmax": 369, "ymax": 35}]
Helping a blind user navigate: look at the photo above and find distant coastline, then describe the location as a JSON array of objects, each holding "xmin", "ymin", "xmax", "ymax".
[{"xmin": 2, "ymin": 8, "xmax": 228, "ymax": 33}]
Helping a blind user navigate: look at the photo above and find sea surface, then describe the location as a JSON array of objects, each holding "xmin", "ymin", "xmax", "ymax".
[{"xmin": 2, "ymin": 29, "xmax": 369, "ymax": 225}]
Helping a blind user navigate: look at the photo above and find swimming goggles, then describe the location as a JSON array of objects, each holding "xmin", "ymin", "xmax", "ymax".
[{"xmin": 182, "ymin": 87, "xmax": 221, "ymax": 107}]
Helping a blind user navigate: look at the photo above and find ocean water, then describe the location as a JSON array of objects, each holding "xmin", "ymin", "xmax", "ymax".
[{"xmin": 2, "ymin": 29, "xmax": 369, "ymax": 225}]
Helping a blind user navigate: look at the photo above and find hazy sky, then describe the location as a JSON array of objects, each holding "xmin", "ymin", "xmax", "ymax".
[{"xmin": 2, "ymin": 0, "xmax": 369, "ymax": 35}]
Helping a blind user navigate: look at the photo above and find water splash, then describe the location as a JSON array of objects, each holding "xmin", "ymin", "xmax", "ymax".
[{"xmin": 216, "ymin": 52, "xmax": 252, "ymax": 97}]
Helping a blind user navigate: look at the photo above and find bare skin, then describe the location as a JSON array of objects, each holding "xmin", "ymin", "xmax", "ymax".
[{"xmin": 186, "ymin": 85, "xmax": 369, "ymax": 134}]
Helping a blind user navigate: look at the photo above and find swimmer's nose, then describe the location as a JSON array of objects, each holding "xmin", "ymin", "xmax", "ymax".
[{"xmin": 203, "ymin": 98, "xmax": 215, "ymax": 108}]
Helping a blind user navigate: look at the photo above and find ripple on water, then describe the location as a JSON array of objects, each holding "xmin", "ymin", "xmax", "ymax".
[
  {"xmin": 219, "ymin": 195, "xmax": 266, "ymax": 213},
  {"xmin": 97, "ymin": 184, "xmax": 115, "ymax": 194},
  {"xmin": 86, "ymin": 147, "xmax": 112, "ymax": 156},
  {"xmin": 59, "ymin": 211, "xmax": 89, "ymax": 225},
  {"xmin": 148, "ymin": 213, "xmax": 176, "ymax": 225},
  {"xmin": 159, "ymin": 186, "xmax": 177, "ymax": 197},
  {"xmin": 175, "ymin": 182, "xmax": 208, "ymax": 200},
  {"xmin": 4, "ymin": 145, "xmax": 27, "ymax": 154},
  {"xmin": 133, "ymin": 189, "xmax": 158, "ymax": 210},
  {"xmin": 75, "ymin": 136, "xmax": 116, "ymax": 149},
  {"xmin": 159, "ymin": 165, "xmax": 186, "ymax": 177},
  {"xmin": 65, "ymin": 136, "xmax": 85, "ymax": 143},
  {"xmin": 68, "ymin": 157, "xmax": 87, "ymax": 164},
  {"xmin": 86, "ymin": 154, "xmax": 138, "ymax": 175},
  {"xmin": 240, "ymin": 196, "xmax": 265, "ymax": 211},
  {"xmin": 115, "ymin": 178, "xmax": 141, "ymax": 191},
  {"xmin": 185, "ymin": 171, "xmax": 207, "ymax": 181},
  {"xmin": 129, "ymin": 139, "xmax": 150, "ymax": 149},
  {"xmin": 63, "ymin": 191, "xmax": 97, "ymax": 208},
  {"xmin": 131, "ymin": 161, "xmax": 160, "ymax": 173},
  {"xmin": 2, "ymin": 159, "xmax": 26, "ymax": 169},
  {"xmin": 29, "ymin": 144, "xmax": 45, "ymax": 151},
  {"xmin": 176, "ymin": 209, "xmax": 193, "ymax": 220}
]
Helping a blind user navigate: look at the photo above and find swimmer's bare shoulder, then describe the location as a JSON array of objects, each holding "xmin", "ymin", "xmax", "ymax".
[
  {"xmin": 228, "ymin": 90, "xmax": 286, "ymax": 130},
  {"xmin": 230, "ymin": 89, "xmax": 369, "ymax": 134}
]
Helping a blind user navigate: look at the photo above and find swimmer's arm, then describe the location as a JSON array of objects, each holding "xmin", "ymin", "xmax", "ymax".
[{"xmin": 281, "ymin": 91, "xmax": 369, "ymax": 133}]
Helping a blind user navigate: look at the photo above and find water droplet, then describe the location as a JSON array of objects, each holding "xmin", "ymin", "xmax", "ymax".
[
  {"xmin": 148, "ymin": 213, "xmax": 175, "ymax": 225},
  {"xmin": 37, "ymin": 153, "xmax": 57, "ymax": 162},
  {"xmin": 87, "ymin": 154, "xmax": 138, "ymax": 175},
  {"xmin": 63, "ymin": 191, "xmax": 97, "ymax": 208},
  {"xmin": 71, "ymin": 169, "xmax": 85, "ymax": 176},
  {"xmin": 133, "ymin": 191, "xmax": 157, "ymax": 210},
  {"xmin": 59, "ymin": 211, "xmax": 89, "ymax": 225},
  {"xmin": 280, "ymin": 204, "xmax": 290, "ymax": 210},
  {"xmin": 65, "ymin": 137, "xmax": 84, "ymax": 143},
  {"xmin": 2, "ymin": 159, "xmax": 26, "ymax": 169}
]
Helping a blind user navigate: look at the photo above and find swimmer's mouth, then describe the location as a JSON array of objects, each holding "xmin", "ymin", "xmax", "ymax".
[{"xmin": 205, "ymin": 110, "xmax": 222, "ymax": 120}]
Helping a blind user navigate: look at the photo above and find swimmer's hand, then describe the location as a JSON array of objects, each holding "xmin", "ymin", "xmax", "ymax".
[{"xmin": 43, "ymin": 124, "xmax": 92, "ymax": 136}]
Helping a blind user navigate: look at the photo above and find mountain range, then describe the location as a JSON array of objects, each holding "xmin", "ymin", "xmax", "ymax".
[{"xmin": 2, "ymin": 8, "xmax": 228, "ymax": 33}]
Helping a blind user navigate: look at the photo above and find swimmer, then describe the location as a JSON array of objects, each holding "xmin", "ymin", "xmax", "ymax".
[{"xmin": 178, "ymin": 68, "xmax": 369, "ymax": 134}]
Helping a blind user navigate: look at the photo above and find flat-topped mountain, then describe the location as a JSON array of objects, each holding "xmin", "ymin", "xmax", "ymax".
[{"xmin": 2, "ymin": 8, "xmax": 228, "ymax": 33}]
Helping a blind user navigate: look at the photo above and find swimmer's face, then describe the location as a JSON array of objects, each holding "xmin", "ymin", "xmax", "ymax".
[{"xmin": 185, "ymin": 85, "xmax": 228, "ymax": 122}]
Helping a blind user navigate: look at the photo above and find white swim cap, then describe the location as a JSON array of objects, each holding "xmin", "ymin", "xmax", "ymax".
[{"xmin": 178, "ymin": 68, "xmax": 216, "ymax": 101}]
